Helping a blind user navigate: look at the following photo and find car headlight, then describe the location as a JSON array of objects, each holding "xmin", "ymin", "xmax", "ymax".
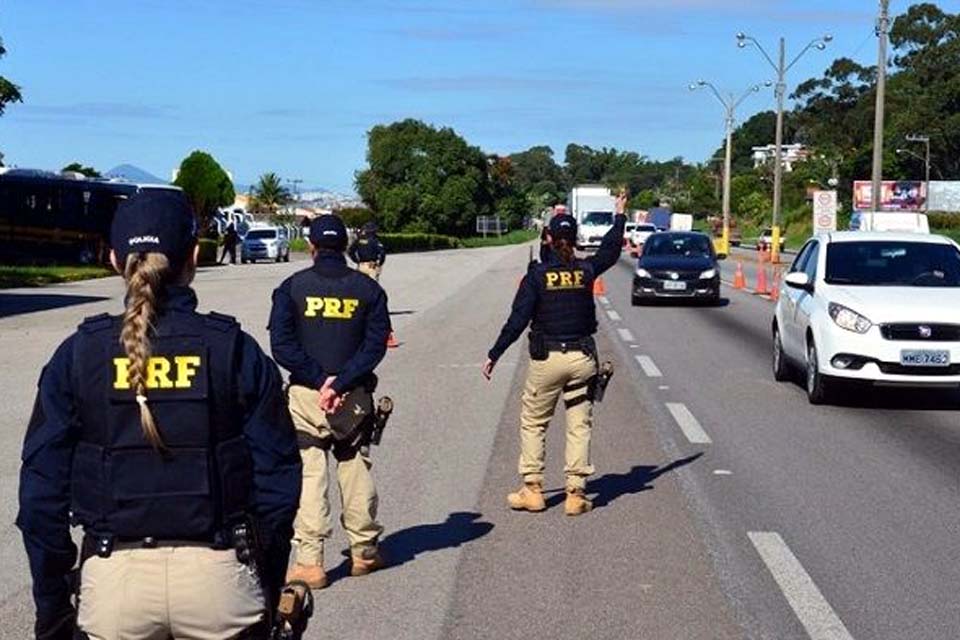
[
  {"xmin": 828, "ymin": 303, "xmax": 872, "ymax": 334},
  {"xmin": 699, "ymin": 269, "xmax": 717, "ymax": 279},
  {"xmin": 636, "ymin": 268, "xmax": 651, "ymax": 278}
]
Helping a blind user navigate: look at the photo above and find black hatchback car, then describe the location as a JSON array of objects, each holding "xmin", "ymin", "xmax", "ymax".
[{"xmin": 632, "ymin": 232, "xmax": 722, "ymax": 305}]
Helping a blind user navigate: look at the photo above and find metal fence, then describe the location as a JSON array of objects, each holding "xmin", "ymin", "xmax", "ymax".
[{"xmin": 475, "ymin": 216, "xmax": 507, "ymax": 237}]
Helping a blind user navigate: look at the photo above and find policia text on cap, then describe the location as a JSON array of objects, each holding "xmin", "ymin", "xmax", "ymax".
[{"xmin": 483, "ymin": 192, "xmax": 628, "ymax": 516}]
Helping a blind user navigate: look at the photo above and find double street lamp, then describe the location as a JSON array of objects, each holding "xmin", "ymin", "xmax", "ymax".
[
  {"xmin": 690, "ymin": 79, "xmax": 769, "ymax": 255},
  {"xmin": 737, "ymin": 31, "xmax": 832, "ymax": 262},
  {"xmin": 897, "ymin": 134, "xmax": 932, "ymax": 211}
]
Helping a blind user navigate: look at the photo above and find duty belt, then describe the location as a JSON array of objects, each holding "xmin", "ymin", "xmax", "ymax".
[{"xmin": 544, "ymin": 337, "xmax": 594, "ymax": 354}]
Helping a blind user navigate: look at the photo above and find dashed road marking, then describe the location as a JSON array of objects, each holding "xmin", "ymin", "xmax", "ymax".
[
  {"xmin": 599, "ymin": 296, "xmax": 610, "ymax": 305},
  {"xmin": 748, "ymin": 532, "xmax": 854, "ymax": 640},
  {"xmin": 658, "ymin": 385, "xmax": 670, "ymax": 390},
  {"xmin": 713, "ymin": 469, "xmax": 733, "ymax": 476},
  {"xmin": 617, "ymin": 328, "xmax": 635, "ymax": 343},
  {"xmin": 607, "ymin": 310, "xmax": 622, "ymax": 321},
  {"xmin": 635, "ymin": 355, "xmax": 662, "ymax": 378},
  {"xmin": 665, "ymin": 403, "xmax": 712, "ymax": 444}
]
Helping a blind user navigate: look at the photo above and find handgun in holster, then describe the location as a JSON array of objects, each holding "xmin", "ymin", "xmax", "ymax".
[
  {"xmin": 271, "ymin": 581, "xmax": 314, "ymax": 640},
  {"xmin": 592, "ymin": 361, "xmax": 615, "ymax": 403},
  {"xmin": 370, "ymin": 396, "xmax": 394, "ymax": 446}
]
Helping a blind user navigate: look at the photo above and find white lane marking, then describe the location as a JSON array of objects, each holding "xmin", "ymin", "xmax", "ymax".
[
  {"xmin": 713, "ymin": 469, "xmax": 733, "ymax": 476},
  {"xmin": 599, "ymin": 296, "xmax": 610, "ymax": 305},
  {"xmin": 630, "ymin": 344, "xmax": 640, "ymax": 349},
  {"xmin": 658, "ymin": 385, "xmax": 670, "ymax": 390},
  {"xmin": 617, "ymin": 328, "xmax": 635, "ymax": 343},
  {"xmin": 635, "ymin": 355, "xmax": 662, "ymax": 378},
  {"xmin": 748, "ymin": 532, "xmax": 854, "ymax": 640},
  {"xmin": 607, "ymin": 310, "xmax": 622, "ymax": 321},
  {"xmin": 665, "ymin": 403, "xmax": 712, "ymax": 444}
]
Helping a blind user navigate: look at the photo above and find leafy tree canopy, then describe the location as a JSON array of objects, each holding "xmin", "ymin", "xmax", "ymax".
[
  {"xmin": 62, "ymin": 162, "xmax": 101, "ymax": 178},
  {"xmin": 250, "ymin": 172, "xmax": 291, "ymax": 214},
  {"xmin": 173, "ymin": 151, "xmax": 235, "ymax": 224}
]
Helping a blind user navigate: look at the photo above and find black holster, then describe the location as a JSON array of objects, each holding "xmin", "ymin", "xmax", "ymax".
[{"xmin": 528, "ymin": 331, "xmax": 548, "ymax": 361}]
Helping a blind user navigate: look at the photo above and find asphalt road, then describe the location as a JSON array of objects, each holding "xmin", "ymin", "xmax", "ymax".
[{"xmin": 1, "ymin": 243, "xmax": 957, "ymax": 639}]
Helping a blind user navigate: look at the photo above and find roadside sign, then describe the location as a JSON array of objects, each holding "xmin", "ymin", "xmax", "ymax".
[{"xmin": 813, "ymin": 190, "xmax": 837, "ymax": 233}]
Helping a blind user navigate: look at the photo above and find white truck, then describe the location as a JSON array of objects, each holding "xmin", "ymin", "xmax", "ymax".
[
  {"xmin": 567, "ymin": 184, "xmax": 616, "ymax": 250},
  {"xmin": 669, "ymin": 213, "xmax": 694, "ymax": 231}
]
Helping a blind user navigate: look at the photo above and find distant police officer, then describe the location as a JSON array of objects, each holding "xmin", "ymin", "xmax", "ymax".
[
  {"xmin": 17, "ymin": 191, "xmax": 302, "ymax": 640},
  {"xmin": 483, "ymin": 192, "xmax": 627, "ymax": 516},
  {"xmin": 269, "ymin": 214, "xmax": 391, "ymax": 590},
  {"xmin": 348, "ymin": 221, "xmax": 387, "ymax": 281}
]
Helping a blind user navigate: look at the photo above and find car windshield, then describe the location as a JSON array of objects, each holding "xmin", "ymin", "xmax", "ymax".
[
  {"xmin": 246, "ymin": 229, "xmax": 277, "ymax": 240},
  {"xmin": 643, "ymin": 234, "xmax": 712, "ymax": 258},
  {"xmin": 583, "ymin": 211, "xmax": 613, "ymax": 226},
  {"xmin": 825, "ymin": 241, "xmax": 960, "ymax": 287}
]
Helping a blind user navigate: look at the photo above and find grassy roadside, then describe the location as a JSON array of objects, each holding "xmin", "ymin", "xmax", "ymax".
[
  {"xmin": 0, "ymin": 265, "xmax": 114, "ymax": 289},
  {"xmin": 460, "ymin": 229, "xmax": 539, "ymax": 248}
]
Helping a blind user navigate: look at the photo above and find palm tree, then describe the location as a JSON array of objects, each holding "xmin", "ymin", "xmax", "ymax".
[{"xmin": 250, "ymin": 172, "xmax": 292, "ymax": 214}]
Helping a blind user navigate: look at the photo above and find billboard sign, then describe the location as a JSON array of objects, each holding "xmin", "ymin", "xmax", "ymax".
[
  {"xmin": 812, "ymin": 190, "xmax": 837, "ymax": 233},
  {"xmin": 853, "ymin": 180, "xmax": 927, "ymax": 211}
]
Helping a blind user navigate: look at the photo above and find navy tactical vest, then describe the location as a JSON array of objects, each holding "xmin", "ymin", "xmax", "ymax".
[
  {"xmin": 69, "ymin": 310, "xmax": 252, "ymax": 540},
  {"xmin": 530, "ymin": 258, "xmax": 598, "ymax": 340},
  {"xmin": 288, "ymin": 262, "xmax": 374, "ymax": 383},
  {"xmin": 353, "ymin": 238, "xmax": 382, "ymax": 262}
]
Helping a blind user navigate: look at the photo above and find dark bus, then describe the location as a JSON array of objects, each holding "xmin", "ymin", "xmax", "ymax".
[{"xmin": 0, "ymin": 169, "xmax": 182, "ymax": 264}]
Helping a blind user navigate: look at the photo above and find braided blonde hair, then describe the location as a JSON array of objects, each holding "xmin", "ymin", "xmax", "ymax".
[{"xmin": 120, "ymin": 252, "xmax": 172, "ymax": 452}]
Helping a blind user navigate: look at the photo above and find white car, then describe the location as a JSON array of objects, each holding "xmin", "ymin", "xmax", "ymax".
[
  {"xmin": 773, "ymin": 231, "xmax": 960, "ymax": 404},
  {"xmin": 241, "ymin": 226, "xmax": 291, "ymax": 263},
  {"xmin": 629, "ymin": 223, "xmax": 658, "ymax": 255}
]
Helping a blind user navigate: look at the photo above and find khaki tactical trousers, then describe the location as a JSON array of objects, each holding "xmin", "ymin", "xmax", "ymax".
[
  {"xmin": 78, "ymin": 545, "xmax": 264, "ymax": 640},
  {"xmin": 520, "ymin": 350, "xmax": 597, "ymax": 490},
  {"xmin": 288, "ymin": 385, "xmax": 383, "ymax": 564},
  {"xmin": 358, "ymin": 261, "xmax": 381, "ymax": 281}
]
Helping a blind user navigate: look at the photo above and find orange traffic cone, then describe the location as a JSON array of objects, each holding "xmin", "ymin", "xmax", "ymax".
[
  {"xmin": 733, "ymin": 262, "xmax": 746, "ymax": 290},
  {"xmin": 593, "ymin": 277, "xmax": 607, "ymax": 296},
  {"xmin": 754, "ymin": 265, "xmax": 770, "ymax": 295},
  {"xmin": 387, "ymin": 332, "xmax": 399, "ymax": 348},
  {"xmin": 769, "ymin": 267, "xmax": 782, "ymax": 301}
]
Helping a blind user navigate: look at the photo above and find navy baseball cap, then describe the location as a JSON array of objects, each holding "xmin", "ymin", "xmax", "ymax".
[
  {"xmin": 549, "ymin": 214, "xmax": 578, "ymax": 241},
  {"xmin": 111, "ymin": 189, "xmax": 197, "ymax": 265},
  {"xmin": 309, "ymin": 214, "xmax": 348, "ymax": 251}
]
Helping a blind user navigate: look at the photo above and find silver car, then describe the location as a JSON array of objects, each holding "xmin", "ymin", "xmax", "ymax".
[{"xmin": 241, "ymin": 226, "xmax": 290, "ymax": 263}]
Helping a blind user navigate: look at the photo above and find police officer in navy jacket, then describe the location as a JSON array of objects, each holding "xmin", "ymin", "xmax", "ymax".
[
  {"xmin": 269, "ymin": 214, "xmax": 391, "ymax": 591},
  {"xmin": 17, "ymin": 190, "xmax": 301, "ymax": 639}
]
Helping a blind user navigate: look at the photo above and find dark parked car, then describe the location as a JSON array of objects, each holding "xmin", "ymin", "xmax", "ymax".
[{"xmin": 632, "ymin": 232, "xmax": 722, "ymax": 305}]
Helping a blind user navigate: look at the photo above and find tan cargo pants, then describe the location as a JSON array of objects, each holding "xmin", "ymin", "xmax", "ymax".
[
  {"xmin": 288, "ymin": 385, "xmax": 383, "ymax": 565},
  {"xmin": 77, "ymin": 545, "xmax": 264, "ymax": 639},
  {"xmin": 358, "ymin": 261, "xmax": 381, "ymax": 281},
  {"xmin": 520, "ymin": 350, "xmax": 597, "ymax": 491}
]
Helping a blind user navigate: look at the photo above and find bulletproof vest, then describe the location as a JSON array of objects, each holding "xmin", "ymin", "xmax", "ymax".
[
  {"xmin": 69, "ymin": 311, "xmax": 252, "ymax": 540},
  {"xmin": 288, "ymin": 263, "xmax": 371, "ymax": 379},
  {"xmin": 354, "ymin": 238, "xmax": 381, "ymax": 262},
  {"xmin": 531, "ymin": 259, "xmax": 598, "ymax": 339}
]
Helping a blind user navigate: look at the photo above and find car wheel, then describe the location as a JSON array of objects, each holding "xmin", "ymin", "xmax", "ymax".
[
  {"xmin": 773, "ymin": 327, "xmax": 791, "ymax": 382},
  {"xmin": 631, "ymin": 294, "xmax": 643, "ymax": 307},
  {"xmin": 806, "ymin": 340, "xmax": 832, "ymax": 405}
]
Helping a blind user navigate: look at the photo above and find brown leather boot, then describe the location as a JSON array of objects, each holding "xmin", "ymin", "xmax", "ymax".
[
  {"xmin": 285, "ymin": 562, "xmax": 328, "ymax": 590},
  {"xmin": 507, "ymin": 482, "xmax": 546, "ymax": 512},
  {"xmin": 564, "ymin": 488, "xmax": 593, "ymax": 516},
  {"xmin": 351, "ymin": 546, "xmax": 387, "ymax": 577}
]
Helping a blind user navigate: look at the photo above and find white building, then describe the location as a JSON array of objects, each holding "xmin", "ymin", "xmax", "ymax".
[{"xmin": 751, "ymin": 144, "xmax": 808, "ymax": 172}]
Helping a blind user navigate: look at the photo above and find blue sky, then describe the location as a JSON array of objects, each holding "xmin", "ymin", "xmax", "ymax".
[{"xmin": 1, "ymin": 0, "xmax": 902, "ymax": 192}]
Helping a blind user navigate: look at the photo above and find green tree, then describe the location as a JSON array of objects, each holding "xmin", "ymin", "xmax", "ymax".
[
  {"xmin": 62, "ymin": 162, "xmax": 101, "ymax": 178},
  {"xmin": 355, "ymin": 119, "xmax": 494, "ymax": 235},
  {"xmin": 250, "ymin": 172, "xmax": 291, "ymax": 214},
  {"xmin": 173, "ymin": 151, "xmax": 235, "ymax": 225},
  {"xmin": 509, "ymin": 146, "xmax": 567, "ymax": 204},
  {"xmin": 0, "ymin": 38, "xmax": 22, "ymax": 117},
  {"xmin": 338, "ymin": 207, "xmax": 377, "ymax": 229}
]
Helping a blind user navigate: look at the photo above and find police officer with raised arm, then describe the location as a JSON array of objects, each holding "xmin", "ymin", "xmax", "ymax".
[
  {"xmin": 348, "ymin": 221, "xmax": 387, "ymax": 281},
  {"xmin": 269, "ymin": 213, "xmax": 391, "ymax": 590},
  {"xmin": 17, "ymin": 190, "xmax": 302, "ymax": 639},
  {"xmin": 482, "ymin": 191, "xmax": 627, "ymax": 516}
]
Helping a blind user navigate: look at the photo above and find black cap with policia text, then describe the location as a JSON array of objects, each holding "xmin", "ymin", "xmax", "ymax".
[
  {"xmin": 309, "ymin": 214, "xmax": 349, "ymax": 252},
  {"xmin": 110, "ymin": 189, "xmax": 197, "ymax": 265}
]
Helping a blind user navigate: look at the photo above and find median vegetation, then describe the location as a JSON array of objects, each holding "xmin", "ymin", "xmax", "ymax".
[{"xmin": 0, "ymin": 265, "xmax": 114, "ymax": 289}]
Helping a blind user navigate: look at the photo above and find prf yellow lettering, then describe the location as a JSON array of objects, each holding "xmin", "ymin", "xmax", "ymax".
[
  {"xmin": 546, "ymin": 273, "xmax": 559, "ymax": 288},
  {"xmin": 303, "ymin": 297, "xmax": 360, "ymax": 319},
  {"xmin": 574, "ymin": 270, "xmax": 584, "ymax": 286},
  {"xmin": 113, "ymin": 356, "xmax": 202, "ymax": 390},
  {"xmin": 559, "ymin": 272, "xmax": 574, "ymax": 287},
  {"xmin": 546, "ymin": 270, "xmax": 585, "ymax": 289}
]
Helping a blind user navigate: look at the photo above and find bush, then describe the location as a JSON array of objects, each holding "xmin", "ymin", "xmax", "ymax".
[
  {"xmin": 198, "ymin": 238, "xmax": 219, "ymax": 266},
  {"xmin": 927, "ymin": 211, "xmax": 960, "ymax": 229},
  {"xmin": 380, "ymin": 233, "xmax": 462, "ymax": 253},
  {"xmin": 289, "ymin": 238, "xmax": 309, "ymax": 253}
]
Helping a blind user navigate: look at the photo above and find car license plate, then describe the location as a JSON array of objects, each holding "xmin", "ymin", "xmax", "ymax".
[
  {"xmin": 663, "ymin": 281, "xmax": 687, "ymax": 291},
  {"xmin": 900, "ymin": 350, "xmax": 950, "ymax": 367}
]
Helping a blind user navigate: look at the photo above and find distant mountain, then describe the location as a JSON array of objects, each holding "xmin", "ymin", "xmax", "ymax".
[{"xmin": 105, "ymin": 164, "xmax": 167, "ymax": 184}]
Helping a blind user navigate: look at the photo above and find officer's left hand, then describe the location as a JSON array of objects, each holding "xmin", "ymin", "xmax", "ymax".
[
  {"xmin": 481, "ymin": 358, "xmax": 496, "ymax": 381},
  {"xmin": 319, "ymin": 388, "xmax": 344, "ymax": 413}
]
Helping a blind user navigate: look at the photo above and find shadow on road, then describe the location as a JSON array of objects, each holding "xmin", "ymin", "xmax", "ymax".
[
  {"xmin": 329, "ymin": 511, "xmax": 494, "ymax": 583},
  {"xmin": 832, "ymin": 385, "xmax": 960, "ymax": 411},
  {"xmin": 0, "ymin": 293, "xmax": 109, "ymax": 318},
  {"xmin": 389, "ymin": 309, "xmax": 416, "ymax": 316},
  {"xmin": 634, "ymin": 298, "xmax": 730, "ymax": 309},
  {"xmin": 545, "ymin": 453, "xmax": 704, "ymax": 510}
]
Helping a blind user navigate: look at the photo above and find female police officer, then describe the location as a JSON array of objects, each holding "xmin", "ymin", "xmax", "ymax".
[
  {"xmin": 483, "ymin": 192, "xmax": 626, "ymax": 516},
  {"xmin": 17, "ymin": 190, "xmax": 301, "ymax": 639}
]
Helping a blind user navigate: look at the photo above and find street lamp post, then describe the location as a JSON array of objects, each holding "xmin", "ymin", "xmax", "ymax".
[
  {"xmin": 286, "ymin": 178, "xmax": 303, "ymax": 217},
  {"xmin": 905, "ymin": 134, "xmax": 931, "ymax": 210},
  {"xmin": 737, "ymin": 31, "xmax": 831, "ymax": 263},
  {"xmin": 690, "ymin": 80, "xmax": 768, "ymax": 256}
]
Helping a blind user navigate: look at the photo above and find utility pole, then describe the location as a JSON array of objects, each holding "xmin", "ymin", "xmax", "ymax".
[
  {"xmin": 871, "ymin": 0, "xmax": 890, "ymax": 212},
  {"xmin": 738, "ymin": 31, "xmax": 830, "ymax": 263}
]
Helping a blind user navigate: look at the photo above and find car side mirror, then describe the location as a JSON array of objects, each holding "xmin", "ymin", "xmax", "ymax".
[
  {"xmin": 784, "ymin": 272, "xmax": 812, "ymax": 291},
  {"xmin": 716, "ymin": 253, "xmax": 727, "ymax": 261}
]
